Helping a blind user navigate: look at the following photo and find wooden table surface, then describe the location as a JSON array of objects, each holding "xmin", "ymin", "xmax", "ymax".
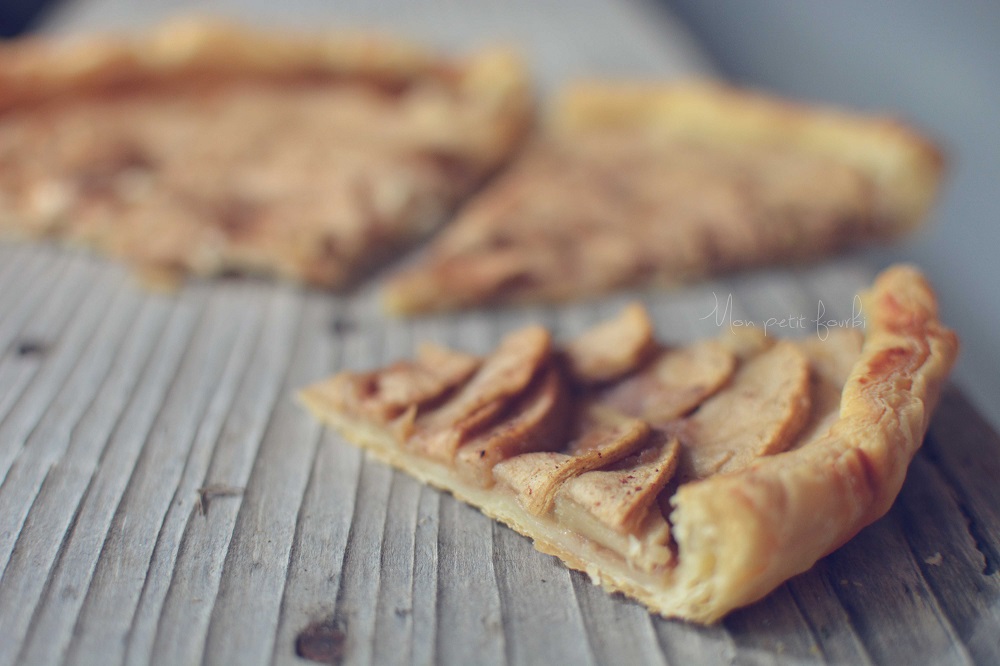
[{"xmin": 1, "ymin": 2, "xmax": 999, "ymax": 664}]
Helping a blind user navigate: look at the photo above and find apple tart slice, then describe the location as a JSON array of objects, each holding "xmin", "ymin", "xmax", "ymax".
[
  {"xmin": 0, "ymin": 18, "xmax": 532, "ymax": 287},
  {"xmin": 300, "ymin": 265, "xmax": 957, "ymax": 623},
  {"xmin": 383, "ymin": 81, "xmax": 944, "ymax": 314}
]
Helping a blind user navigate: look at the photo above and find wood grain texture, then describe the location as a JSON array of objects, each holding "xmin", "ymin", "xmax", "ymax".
[
  {"xmin": 1, "ymin": 252, "xmax": 997, "ymax": 666},
  {"xmin": 0, "ymin": 1, "xmax": 997, "ymax": 665}
]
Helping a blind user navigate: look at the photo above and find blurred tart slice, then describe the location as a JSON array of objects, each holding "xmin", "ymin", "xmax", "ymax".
[
  {"xmin": 0, "ymin": 17, "xmax": 532, "ymax": 287},
  {"xmin": 384, "ymin": 81, "xmax": 943, "ymax": 313}
]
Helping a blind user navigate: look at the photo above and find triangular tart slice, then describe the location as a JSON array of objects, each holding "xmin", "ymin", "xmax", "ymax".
[
  {"xmin": 0, "ymin": 17, "xmax": 531, "ymax": 287},
  {"xmin": 383, "ymin": 82, "xmax": 943, "ymax": 313},
  {"xmin": 300, "ymin": 265, "xmax": 957, "ymax": 623}
]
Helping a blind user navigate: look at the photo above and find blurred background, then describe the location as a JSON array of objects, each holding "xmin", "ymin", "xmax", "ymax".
[
  {"xmin": 4, "ymin": 0, "xmax": 999, "ymax": 424},
  {"xmin": 0, "ymin": 0, "xmax": 51, "ymax": 36}
]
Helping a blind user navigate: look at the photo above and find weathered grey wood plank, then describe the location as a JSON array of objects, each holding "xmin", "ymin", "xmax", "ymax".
[
  {"xmin": 409, "ymin": 485, "xmax": 442, "ymax": 666},
  {"xmin": 121, "ymin": 286, "xmax": 271, "ymax": 665},
  {"xmin": 370, "ymin": 472, "xmax": 430, "ymax": 666},
  {"xmin": 722, "ymin": 585, "xmax": 824, "ymax": 664},
  {"xmin": 491, "ymin": 526, "xmax": 595, "ymax": 666},
  {"xmin": 270, "ymin": 430, "xmax": 363, "ymax": 666},
  {"xmin": 653, "ymin": 617, "xmax": 737, "ymax": 666},
  {"xmin": 435, "ymin": 499, "xmax": 506, "ymax": 666},
  {"xmin": 12, "ymin": 291, "xmax": 206, "ymax": 666},
  {"xmin": 327, "ymin": 456, "xmax": 395, "ymax": 666},
  {"xmin": 569, "ymin": 576, "xmax": 667, "ymax": 666},
  {"xmin": 0, "ymin": 251, "xmax": 78, "ymax": 362},
  {"xmin": 0, "ymin": 259, "xmax": 107, "ymax": 479},
  {"xmin": 0, "ymin": 279, "xmax": 139, "ymax": 572},
  {"xmin": 196, "ymin": 296, "xmax": 331, "ymax": 666},
  {"xmin": 923, "ymin": 388, "xmax": 1000, "ymax": 578},
  {"xmin": 271, "ymin": 299, "xmax": 386, "ymax": 666},
  {"xmin": 0, "ymin": 286, "xmax": 155, "ymax": 665},
  {"xmin": 0, "ymin": 245, "xmax": 34, "ymax": 305},
  {"xmin": 896, "ymin": 454, "xmax": 1000, "ymax": 664},
  {"xmin": 0, "ymin": 297, "xmax": 171, "ymax": 584},
  {"xmin": 784, "ymin": 569, "xmax": 874, "ymax": 665},
  {"xmin": 0, "ymin": 248, "xmax": 70, "ymax": 335},
  {"xmin": 920, "ymin": 389, "xmax": 1000, "ymax": 662},
  {"xmin": 819, "ymin": 512, "xmax": 973, "ymax": 664},
  {"xmin": 60, "ymin": 288, "xmax": 289, "ymax": 666}
]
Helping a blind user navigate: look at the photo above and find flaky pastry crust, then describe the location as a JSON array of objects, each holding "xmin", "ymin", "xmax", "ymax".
[
  {"xmin": 553, "ymin": 81, "xmax": 944, "ymax": 238},
  {"xmin": 0, "ymin": 17, "xmax": 530, "ymax": 165},
  {"xmin": 665, "ymin": 264, "xmax": 957, "ymax": 621}
]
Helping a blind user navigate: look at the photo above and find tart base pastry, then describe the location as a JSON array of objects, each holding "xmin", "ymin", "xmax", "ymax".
[
  {"xmin": 0, "ymin": 18, "xmax": 531, "ymax": 287},
  {"xmin": 383, "ymin": 81, "xmax": 943, "ymax": 313},
  {"xmin": 302, "ymin": 265, "xmax": 957, "ymax": 623}
]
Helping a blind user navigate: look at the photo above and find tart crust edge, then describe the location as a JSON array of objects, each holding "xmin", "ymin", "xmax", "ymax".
[
  {"xmin": 552, "ymin": 81, "xmax": 945, "ymax": 239},
  {"xmin": 667, "ymin": 264, "xmax": 957, "ymax": 621}
]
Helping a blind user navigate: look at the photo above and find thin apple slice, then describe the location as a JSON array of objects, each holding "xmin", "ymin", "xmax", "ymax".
[
  {"xmin": 455, "ymin": 366, "xmax": 571, "ymax": 487},
  {"xmin": 563, "ymin": 303, "xmax": 656, "ymax": 385},
  {"xmin": 554, "ymin": 437, "xmax": 680, "ymax": 572},
  {"xmin": 494, "ymin": 404, "xmax": 651, "ymax": 514},
  {"xmin": 792, "ymin": 329, "xmax": 864, "ymax": 449},
  {"xmin": 558, "ymin": 436, "xmax": 680, "ymax": 534},
  {"xmin": 677, "ymin": 341, "xmax": 811, "ymax": 480},
  {"xmin": 599, "ymin": 339, "xmax": 736, "ymax": 424},
  {"xmin": 298, "ymin": 342, "xmax": 480, "ymax": 428},
  {"xmin": 411, "ymin": 325, "xmax": 551, "ymax": 461}
]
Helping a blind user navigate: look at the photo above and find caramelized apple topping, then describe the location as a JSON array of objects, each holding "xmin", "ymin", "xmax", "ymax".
[
  {"xmin": 382, "ymin": 133, "xmax": 884, "ymax": 312},
  {"xmin": 600, "ymin": 339, "xmax": 735, "ymax": 424},
  {"xmin": 676, "ymin": 341, "xmax": 811, "ymax": 480},
  {"xmin": 559, "ymin": 435, "xmax": 680, "ymax": 534},
  {"xmin": 410, "ymin": 325, "xmax": 551, "ymax": 461},
  {"xmin": 792, "ymin": 329, "xmax": 864, "ymax": 448},
  {"xmin": 562, "ymin": 303, "xmax": 655, "ymax": 385},
  {"xmin": 306, "ymin": 303, "xmax": 865, "ymax": 573},
  {"xmin": 455, "ymin": 366, "xmax": 570, "ymax": 487},
  {"xmin": 493, "ymin": 404, "xmax": 651, "ymax": 514},
  {"xmin": 301, "ymin": 342, "xmax": 479, "ymax": 426},
  {"xmin": 717, "ymin": 327, "xmax": 773, "ymax": 360},
  {"xmin": 552, "ymin": 435, "xmax": 680, "ymax": 572}
]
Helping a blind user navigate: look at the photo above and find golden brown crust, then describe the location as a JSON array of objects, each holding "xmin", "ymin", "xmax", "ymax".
[
  {"xmin": 0, "ymin": 17, "xmax": 533, "ymax": 287},
  {"xmin": 666, "ymin": 264, "xmax": 958, "ymax": 622},
  {"xmin": 305, "ymin": 266, "xmax": 956, "ymax": 623},
  {"xmin": 552, "ymin": 81, "xmax": 944, "ymax": 237},
  {"xmin": 0, "ymin": 18, "xmax": 433, "ymax": 109},
  {"xmin": 383, "ymin": 81, "xmax": 944, "ymax": 314}
]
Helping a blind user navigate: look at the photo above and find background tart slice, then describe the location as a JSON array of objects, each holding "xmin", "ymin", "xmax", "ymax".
[
  {"xmin": 0, "ymin": 17, "xmax": 532, "ymax": 288},
  {"xmin": 382, "ymin": 81, "xmax": 943, "ymax": 313},
  {"xmin": 302, "ymin": 264, "xmax": 957, "ymax": 623}
]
